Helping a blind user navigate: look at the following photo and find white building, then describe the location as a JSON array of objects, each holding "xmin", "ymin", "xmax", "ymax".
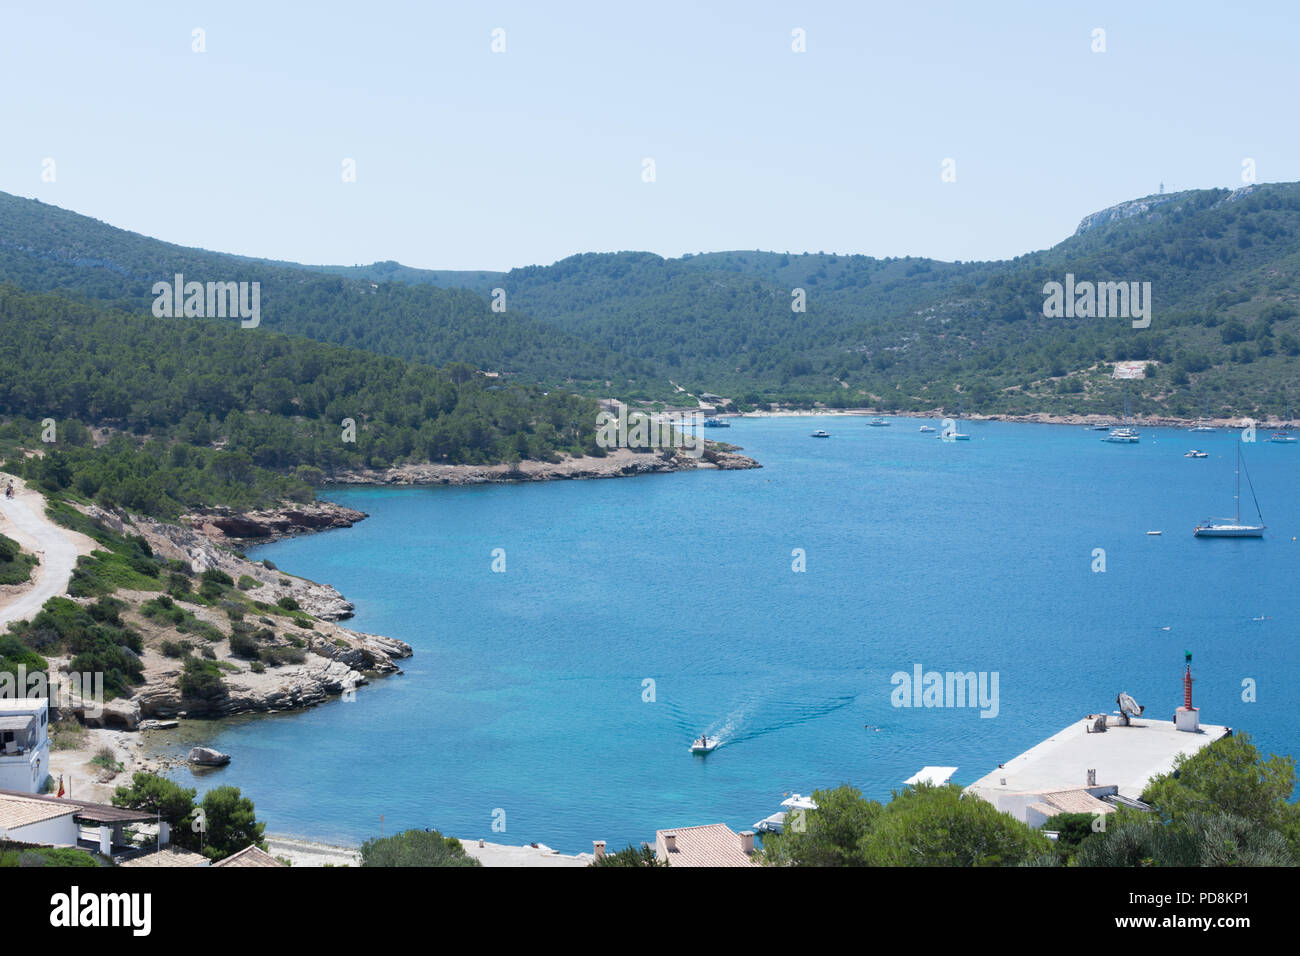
[
  {"xmin": 0, "ymin": 698, "xmax": 49, "ymax": 794},
  {"xmin": 0, "ymin": 788, "xmax": 165, "ymax": 858},
  {"xmin": 965, "ymin": 715, "xmax": 1228, "ymax": 826}
]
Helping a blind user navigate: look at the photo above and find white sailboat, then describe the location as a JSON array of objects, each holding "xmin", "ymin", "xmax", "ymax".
[
  {"xmin": 1194, "ymin": 444, "xmax": 1265, "ymax": 538},
  {"xmin": 1190, "ymin": 396, "xmax": 1215, "ymax": 433},
  {"xmin": 1103, "ymin": 385, "xmax": 1140, "ymax": 443}
]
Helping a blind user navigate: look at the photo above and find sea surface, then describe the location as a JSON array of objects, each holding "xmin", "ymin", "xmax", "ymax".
[{"xmin": 161, "ymin": 418, "xmax": 1300, "ymax": 853}]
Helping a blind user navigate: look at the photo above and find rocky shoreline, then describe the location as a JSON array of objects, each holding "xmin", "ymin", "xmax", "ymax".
[
  {"xmin": 323, "ymin": 444, "xmax": 761, "ymax": 487},
  {"xmin": 185, "ymin": 501, "xmax": 369, "ymax": 547},
  {"xmin": 55, "ymin": 502, "xmax": 413, "ymax": 732},
  {"xmin": 42, "ymin": 442, "xmax": 763, "ymax": 774}
]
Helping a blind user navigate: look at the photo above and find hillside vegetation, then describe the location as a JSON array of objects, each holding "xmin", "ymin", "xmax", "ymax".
[{"xmin": 6, "ymin": 184, "xmax": 1300, "ymax": 417}]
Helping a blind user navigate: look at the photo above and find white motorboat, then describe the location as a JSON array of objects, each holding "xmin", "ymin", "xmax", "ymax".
[{"xmin": 690, "ymin": 736, "xmax": 719, "ymax": 754}]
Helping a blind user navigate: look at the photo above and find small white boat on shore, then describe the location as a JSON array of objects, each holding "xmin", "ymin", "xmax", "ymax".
[{"xmin": 753, "ymin": 793, "xmax": 819, "ymax": 834}]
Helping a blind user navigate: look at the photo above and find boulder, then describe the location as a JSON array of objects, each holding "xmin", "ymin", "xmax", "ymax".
[{"xmin": 187, "ymin": 746, "xmax": 231, "ymax": 767}]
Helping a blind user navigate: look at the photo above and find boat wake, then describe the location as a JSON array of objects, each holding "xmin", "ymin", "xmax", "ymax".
[{"xmin": 670, "ymin": 694, "xmax": 857, "ymax": 749}]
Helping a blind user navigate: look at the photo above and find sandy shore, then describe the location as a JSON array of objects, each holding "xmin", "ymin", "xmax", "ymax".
[{"xmin": 264, "ymin": 835, "xmax": 362, "ymax": 867}]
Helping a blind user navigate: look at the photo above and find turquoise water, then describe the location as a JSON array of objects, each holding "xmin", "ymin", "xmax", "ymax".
[{"xmin": 169, "ymin": 418, "xmax": 1300, "ymax": 853}]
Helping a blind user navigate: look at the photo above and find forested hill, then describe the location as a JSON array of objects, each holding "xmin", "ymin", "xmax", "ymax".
[
  {"xmin": 0, "ymin": 192, "xmax": 641, "ymax": 389},
  {"xmin": 0, "ymin": 284, "xmax": 600, "ymax": 517},
  {"xmin": 435, "ymin": 183, "xmax": 1300, "ymax": 418},
  {"xmin": 7, "ymin": 183, "xmax": 1300, "ymax": 417}
]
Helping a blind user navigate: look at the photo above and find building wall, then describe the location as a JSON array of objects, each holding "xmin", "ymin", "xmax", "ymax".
[
  {"xmin": 1, "ymin": 812, "xmax": 79, "ymax": 846},
  {"xmin": 0, "ymin": 742, "xmax": 49, "ymax": 794}
]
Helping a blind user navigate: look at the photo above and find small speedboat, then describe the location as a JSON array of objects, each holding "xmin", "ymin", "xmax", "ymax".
[
  {"xmin": 811, "ymin": 430, "xmax": 830, "ymax": 438},
  {"xmin": 703, "ymin": 418, "xmax": 731, "ymax": 428},
  {"xmin": 868, "ymin": 417, "xmax": 889, "ymax": 427},
  {"xmin": 1185, "ymin": 450, "xmax": 1208, "ymax": 458},
  {"xmin": 1269, "ymin": 432, "xmax": 1296, "ymax": 443},
  {"xmin": 918, "ymin": 425, "xmax": 936, "ymax": 433},
  {"xmin": 1147, "ymin": 530, "xmax": 1163, "ymax": 535},
  {"xmin": 690, "ymin": 736, "xmax": 719, "ymax": 754}
]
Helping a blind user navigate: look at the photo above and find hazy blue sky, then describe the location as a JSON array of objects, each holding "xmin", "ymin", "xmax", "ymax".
[{"xmin": 2, "ymin": 1, "xmax": 1294, "ymax": 270}]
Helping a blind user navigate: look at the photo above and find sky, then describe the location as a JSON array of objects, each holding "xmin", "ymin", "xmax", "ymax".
[{"xmin": 1, "ymin": 1, "xmax": 1296, "ymax": 271}]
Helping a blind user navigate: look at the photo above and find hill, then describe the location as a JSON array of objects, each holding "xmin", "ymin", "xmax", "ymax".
[{"xmin": 7, "ymin": 183, "xmax": 1300, "ymax": 417}]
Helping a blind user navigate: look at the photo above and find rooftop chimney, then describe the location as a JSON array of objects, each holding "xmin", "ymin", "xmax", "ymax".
[
  {"xmin": 1174, "ymin": 650, "xmax": 1200, "ymax": 733},
  {"xmin": 663, "ymin": 833, "xmax": 677, "ymax": 852},
  {"xmin": 1086, "ymin": 768, "xmax": 1096, "ymax": 786},
  {"xmin": 739, "ymin": 830, "xmax": 755, "ymax": 855},
  {"xmin": 593, "ymin": 840, "xmax": 606, "ymax": 861}
]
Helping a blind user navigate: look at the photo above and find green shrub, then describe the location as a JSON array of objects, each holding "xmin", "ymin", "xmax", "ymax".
[
  {"xmin": 258, "ymin": 645, "xmax": 306, "ymax": 666},
  {"xmin": 159, "ymin": 640, "xmax": 188, "ymax": 658},
  {"xmin": 7, "ymin": 597, "xmax": 141, "ymax": 697},
  {"xmin": 360, "ymin": 829, "xmax": 480, "ymax": 868},
  {"xmin": 201, "ymin": 569, "xmax": 234, "ymax": 587},
  {"xmin": 237, "ymin": 575, "xmax": 263, "ymax": 590},
  {"xmin": 0, "ymin": 534, "xmax": 38, "ymax": 585},
  {"xmin": 179, "ymin": 657, "xmax": 225, "ymax": 700},
  {"xmin": 228, "ymin": 631, "xmax": 259, "ymax": 659},
  {"xmin": 276, "ymin": 596, "xmax": 300, "ymax": 611}
]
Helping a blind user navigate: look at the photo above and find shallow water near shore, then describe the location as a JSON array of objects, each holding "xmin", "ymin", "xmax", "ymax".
[{"xmin": 167, "ymin": 417, "xmax": 1300, "ymax": 853}]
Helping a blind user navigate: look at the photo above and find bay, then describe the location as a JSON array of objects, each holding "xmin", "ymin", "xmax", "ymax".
[{"xmin": 165, "ymin": 417, "xmax": 1300, "ymax": 853}]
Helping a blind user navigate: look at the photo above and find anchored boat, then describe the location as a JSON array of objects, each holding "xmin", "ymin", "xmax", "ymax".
[{"xmin": 1194, "ymin": 444, "xmax": 1265, "ymax": 538}]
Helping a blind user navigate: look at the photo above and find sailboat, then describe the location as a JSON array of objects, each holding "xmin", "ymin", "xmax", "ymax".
[
  {"xmin": 1270, "ymin": 399, "xmax": 1296, "ymax": 442},
  {"xmin": 1194, "ymin": 444, "xmax": 1265, "ymax": 538},
  {"xmin": 1102, "ymin": 384, "xmax": 1140, "ymax": 443},
  {"xmin": 1190, "ymin": 396, "xmax": 1215, "ymax": 433},
  {"xmin": 938, "ymin": 403, "xmax": 971, "ymax": 440}
]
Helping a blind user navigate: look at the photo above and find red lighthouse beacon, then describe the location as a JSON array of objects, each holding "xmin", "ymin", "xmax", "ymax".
[{"xmin": 1174, "ymin": 650, "xmax": 1201, "ymax": 733}]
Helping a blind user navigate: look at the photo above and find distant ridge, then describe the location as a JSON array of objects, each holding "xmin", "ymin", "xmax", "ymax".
[{"xmin": 5, "ymin": 183, "xmax": 1300, "ymax": 417}]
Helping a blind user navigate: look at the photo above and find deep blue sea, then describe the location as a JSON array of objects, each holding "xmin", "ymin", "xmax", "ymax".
[{"xmin": 164, "ymin": 417, "xmax": 1300, "ymax": 853}]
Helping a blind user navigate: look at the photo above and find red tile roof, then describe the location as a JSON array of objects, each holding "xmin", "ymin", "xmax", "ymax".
[{"xmin": 655, "ymin": 824, "xmax": 758, "ymax": 867}]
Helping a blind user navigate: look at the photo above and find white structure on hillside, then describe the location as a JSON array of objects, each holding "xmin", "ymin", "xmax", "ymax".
[{"xmin": 0, "ymin": 698, "xmax": 49, "ymax": 793}]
